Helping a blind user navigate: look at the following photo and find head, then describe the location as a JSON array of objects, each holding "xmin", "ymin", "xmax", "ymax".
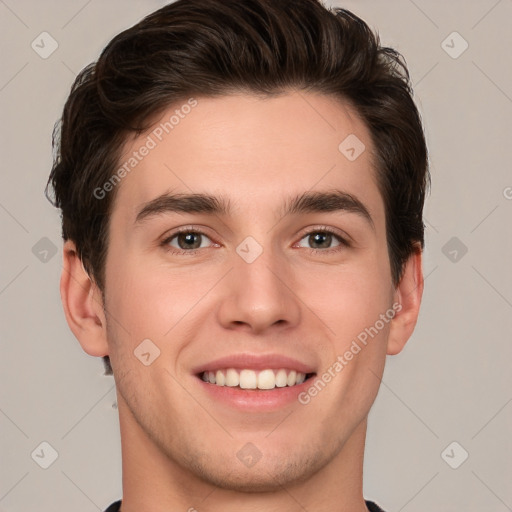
[{"xmin": 48, "ymin": 0, "xmax": 428, "ymax": 493}]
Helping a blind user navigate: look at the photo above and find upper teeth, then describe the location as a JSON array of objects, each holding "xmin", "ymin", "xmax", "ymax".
[{"xmin": 201, "ymin": 368, "xmax": 307, "ymax": 390}]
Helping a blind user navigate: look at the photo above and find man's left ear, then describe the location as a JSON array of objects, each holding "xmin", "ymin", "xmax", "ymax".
[{"xmin": 387, "ymin": 247, "xmax": 424, "ymax": 355}]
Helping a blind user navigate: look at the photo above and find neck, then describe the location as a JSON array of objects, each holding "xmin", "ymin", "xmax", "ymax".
[{"xmin": 117, "ymin": 394, "xmax": 369, "ymax": 512}]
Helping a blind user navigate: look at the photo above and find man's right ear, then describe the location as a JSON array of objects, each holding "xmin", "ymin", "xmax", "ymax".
[{"xmin": 60, "ymin": 240, "xmax": 109, "ymax": 358}]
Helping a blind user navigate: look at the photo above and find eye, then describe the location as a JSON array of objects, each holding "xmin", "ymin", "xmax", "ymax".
[
  {"xmin": 163, "ymin": 230, "xmax": 215, "ymax": 252},
  {"xmin": 296, "ymin": 229, "xmax": 349, "ymax": 251},
  {"xmin": 160, "ymin": 227, "xmax": 349, "ymax": 255}
]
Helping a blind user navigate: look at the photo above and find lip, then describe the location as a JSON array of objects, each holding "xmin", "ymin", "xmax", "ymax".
[
  {"xmin": 194, "ymin": 373, "xmax": 316, "ymax": 412},
  {"xmin": 191, "ymin": 353, "xmax": 316, "ymax": 375},
  {"xmin": 191, "ymin": 353, "xmax": 317, "ymax": 412}
]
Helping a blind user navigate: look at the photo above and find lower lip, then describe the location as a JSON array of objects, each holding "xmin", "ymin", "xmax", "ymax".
[{"xmin": 195, "ymin": 375, "xmax": 316, "ymax": 411}]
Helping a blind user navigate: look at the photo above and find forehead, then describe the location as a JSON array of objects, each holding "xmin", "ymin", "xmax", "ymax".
[{"xmin": 110, "ymin": 91, "xmax": 383, "ymax": 226}]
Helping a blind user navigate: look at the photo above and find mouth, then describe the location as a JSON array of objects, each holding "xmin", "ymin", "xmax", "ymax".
[
  {"xmin": 197, "ymin": 368, "xmax": 317, "ymax": 390},
  {"xmin": 191, "ymin": 353, "xmax": 317, "ymax": 410}
]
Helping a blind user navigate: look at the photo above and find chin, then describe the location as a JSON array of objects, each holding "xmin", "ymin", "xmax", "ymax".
[{"xmin": 184, "ymin": 448, "xmax": 325, "ymax": 493}]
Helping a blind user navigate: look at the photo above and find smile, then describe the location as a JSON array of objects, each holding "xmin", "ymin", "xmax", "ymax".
[{"xmin": 199, "ymin": 368, "xmax": 315, "ymax": 390}]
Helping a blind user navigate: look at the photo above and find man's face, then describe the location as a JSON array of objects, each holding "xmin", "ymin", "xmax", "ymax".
[{"xmin": 104, "ymin": 92, "xmax": 396, "ymax": 490}]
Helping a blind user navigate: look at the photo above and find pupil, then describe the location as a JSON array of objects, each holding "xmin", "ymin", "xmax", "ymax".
[
  {"xmin": 310, "ymin": 232, "xmax": 331, "ymax": 248},
  {"xmin": 177, "ymin": 232, "xmax": 333, "ymax": 250},
  {"xmin": 178, "ymin": 233, "xmax": 200, "ymax": 249}
]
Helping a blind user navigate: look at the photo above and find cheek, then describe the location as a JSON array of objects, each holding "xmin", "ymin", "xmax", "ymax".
[
  {"xmin": 299, "ymin": 266, "xmax": 391, "ymax": 422},
  {"xmin": 104, "ymin": 255, "xmax": 217, "ymax": 345},
  {"xmin": 300, "ymin": 256, "xmax": 393, "ymax": 341}
]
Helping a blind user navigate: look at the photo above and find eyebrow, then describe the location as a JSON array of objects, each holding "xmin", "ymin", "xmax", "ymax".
[{"xmin": 134, "ymin": 189, "xmax": 375, "ymax": 230}]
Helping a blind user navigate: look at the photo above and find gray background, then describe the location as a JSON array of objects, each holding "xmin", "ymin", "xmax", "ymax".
[{"xmin": 1, "ymin": 0, "xmax": 511, "ymax": 510}]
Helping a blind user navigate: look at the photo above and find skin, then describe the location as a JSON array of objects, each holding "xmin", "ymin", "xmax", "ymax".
[{"xmin": 61, "ymin": 91, "xmax": 423, "ymax": 512}]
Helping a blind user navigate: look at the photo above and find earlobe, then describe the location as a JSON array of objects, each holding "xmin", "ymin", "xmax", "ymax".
[
  {"xmin": 387, "ymin": 247, "xmax": 424, "ymax": 355},
  {"xmin": 60, "ymin": 240, "xmax": 109, "ymax": 358}
]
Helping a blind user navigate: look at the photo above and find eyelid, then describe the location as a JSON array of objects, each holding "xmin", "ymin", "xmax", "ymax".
[
  {"xmin": 160, "ymin": 225, "xmax": 218, "ymax": 249},
  {"xmin": 160, "ymin": 224, "xmax": 353, "ymax": 254},
  {"xmin": 295, "ymin": 225, "xmax": 352, "ymax": 246}
]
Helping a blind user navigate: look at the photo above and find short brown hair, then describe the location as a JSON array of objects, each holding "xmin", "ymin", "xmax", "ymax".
[{"xmin": 46, "ymin": 0, "xmax": 430, "ymax": 374}]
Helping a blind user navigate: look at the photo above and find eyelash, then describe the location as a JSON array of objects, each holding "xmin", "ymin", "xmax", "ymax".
[{"xmin": 160, "ymin": 226, "xmax": 351, "ymax": 256}]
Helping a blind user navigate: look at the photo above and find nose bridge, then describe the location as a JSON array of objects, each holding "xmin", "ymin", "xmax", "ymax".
[
  {"xmin": 216, "ymin": 235, "xmax": 301, "ymax": 332},
  {"xmin": 234, "ymin": 236, "xmax": 287, "ymax": 305},
  {"xmin": 236, "ymin": 241, "xmax": 282, "ymax": 296}
]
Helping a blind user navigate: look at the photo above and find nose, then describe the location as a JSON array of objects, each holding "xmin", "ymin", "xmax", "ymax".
[{"xmin": 216, "ymin": 245, "xmax": 301, "ymax": 335}]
